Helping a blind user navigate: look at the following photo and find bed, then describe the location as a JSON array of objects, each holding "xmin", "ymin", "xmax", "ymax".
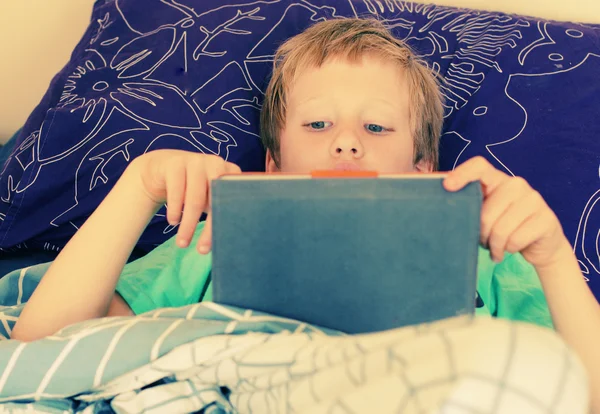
[{"xmin": 0, "ymin": 0, "xmax": 598, "ymax": 412}]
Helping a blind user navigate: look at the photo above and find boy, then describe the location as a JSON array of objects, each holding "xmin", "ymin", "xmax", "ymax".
[{"xmin": 12, "ymin": 18, "xmax": 600, "ymax": 411}]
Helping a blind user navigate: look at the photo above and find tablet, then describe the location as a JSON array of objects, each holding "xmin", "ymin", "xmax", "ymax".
[{"xmin": 211, "ymin": 172, "xmax": 482, "ymax": 334}]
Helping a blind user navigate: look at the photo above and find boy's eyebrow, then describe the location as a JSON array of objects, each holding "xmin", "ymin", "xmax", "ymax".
[
  {"xmin": 367, "ymin": 98, "xmax": 404, "ymax": 112},
  {"xmin": 294, "ymin": 97, "xmax": 402, "ymax": 113},
  {"xmin": 290, "ymin": 96, "xmax": 333, "ymax": 115},
  {"xmin": 295, "ymin": 96, "xmax": 325, "ymax": 107}
]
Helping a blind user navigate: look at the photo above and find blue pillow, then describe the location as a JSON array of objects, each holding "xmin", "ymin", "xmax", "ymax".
[{"xmin": 0, "ymin": 1, "xmax": 599, "ymax": 299}]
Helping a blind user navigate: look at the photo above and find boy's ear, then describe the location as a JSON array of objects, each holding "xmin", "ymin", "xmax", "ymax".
[
  {"xmin": 413, "ymin": 158, "xmax": 434, "ymax": 173},
  {"xmin": 265, "ymin": 150, "xmax": 280, "ymax": 173}
]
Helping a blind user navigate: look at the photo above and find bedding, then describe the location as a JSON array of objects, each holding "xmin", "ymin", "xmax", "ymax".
[
  {"xmin": 0, "ymin": 251, "xmax": 57, "ymax": 277},
  {"xmin": 0, "ymin": 0, "xmax": 598, "ymax": 300},
  {"xmin": 0, "ymin": 265, "xmax": 587, "ymax": 413},
  {"xmin": 0, "ymin": 247, "xmax": 147, "ymax": 280}
]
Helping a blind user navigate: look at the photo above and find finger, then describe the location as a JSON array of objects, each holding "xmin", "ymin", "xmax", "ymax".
[
  {"xmin": 197, "ymin": 213, "xmax": 212, "ymax": 254},
  {"xmin": 195, "ymin": 157, "xmax": 236, "ymax": 254},
  {"xmin": 225, "ymin": 161, "xmax": 242, "ymax": 175},
  {"xmin": 177, "ymin": 162, "xmax": 207, "ymax": 248},
  {"xmin": 479, "ymin": 177, "xmax": 531, "ymax": 249},
  {"xmin": 444, "ymin": 156, "xmax": 508, "ymax": 193},
  {"xmin": 203, "ymin": 160, "xmax": 241, "ymax": 215},
  {"xmin": 487, "ymin": 189, "xmax": 543, "ymax": 262},
  {"xmin": 165, "ymin": 162, "xmax": 186, "ymax": 226},
  {"xmin": 502, "ymin": 213, "xmax": 553, "ymax": 261}
]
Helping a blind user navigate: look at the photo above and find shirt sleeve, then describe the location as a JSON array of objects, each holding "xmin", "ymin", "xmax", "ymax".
[
  {"xmin": 491, "ymin": 251, "xmax": 554, "ymax": 329},
  {"xmin": 475, "ymin": 247, "xmax": 497, "ymax": 318},
  {"xmin": 115, "ymin": 222, "xmax": 212, "ymax": 315}
]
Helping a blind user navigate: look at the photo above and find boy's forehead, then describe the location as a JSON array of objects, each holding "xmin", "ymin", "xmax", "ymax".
[
  {"xmin": 287, "ymin": 55, "xmax": 408, "ymax": 97},
  {"xmin": 283, "ymin": 57, "xmax": 411, "ymax": 121}
]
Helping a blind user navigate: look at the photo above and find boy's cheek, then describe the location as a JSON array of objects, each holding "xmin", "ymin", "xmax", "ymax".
[
  {"xmin": 282, "ymin": 154, "xmax": 327, "ymax": 174},
  {"xmin": 279, "ymin": 140, "xmax": 322, "ymax": 172}
]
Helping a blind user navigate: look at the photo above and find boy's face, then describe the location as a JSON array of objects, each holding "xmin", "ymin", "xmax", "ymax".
[{"xmin": 266, "ymin": 56, "xmax": 432, "ymax": 174}]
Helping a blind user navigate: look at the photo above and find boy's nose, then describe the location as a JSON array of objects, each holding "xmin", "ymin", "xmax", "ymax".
[{"xmin": 330, "ymin": 131, "xmax": 364, "ymax": 158}]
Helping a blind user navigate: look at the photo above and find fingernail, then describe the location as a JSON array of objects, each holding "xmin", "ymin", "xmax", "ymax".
[
  {"xmin": 177, "ymin": 238, "xmax": 188, "ymax": 248},
  {"xmin": 197, "ymin": 245, "xmax": 209, "ymax": 255}
]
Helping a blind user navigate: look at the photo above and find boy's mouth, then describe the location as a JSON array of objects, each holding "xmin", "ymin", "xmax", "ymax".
[{"xmin": 333, "ymin": 162, "xmax": 361, "ymax": 171}]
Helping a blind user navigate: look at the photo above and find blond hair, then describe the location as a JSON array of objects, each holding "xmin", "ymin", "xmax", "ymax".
[{"xmin": 260, "ymin": 18, "xmax": 444, "ymax": 170}]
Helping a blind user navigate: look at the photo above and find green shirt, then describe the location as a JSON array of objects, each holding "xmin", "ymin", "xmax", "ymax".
[{"xmin": 116, "ymin": 222, "xmax": 553, "ymax": 329}]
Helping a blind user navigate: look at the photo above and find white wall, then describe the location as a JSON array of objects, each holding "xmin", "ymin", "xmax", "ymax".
[
  {"xmin": 0, "ymin": 0, "xmax": 599, "ymax": 144},
  {"xmin": 433, "ymin": 0, "xmax": 600, "ymax": 23},
  {"xmin": 0, "ymin": 0, "xmax": 95, "ymax": 143}
]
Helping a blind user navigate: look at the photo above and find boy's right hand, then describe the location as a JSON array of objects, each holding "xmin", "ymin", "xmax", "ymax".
[{"xmin": 134, "ymin": 150, "xmax": 241, "ymax": 253}]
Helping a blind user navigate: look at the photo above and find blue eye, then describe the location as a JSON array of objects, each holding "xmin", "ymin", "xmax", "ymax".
[
  {"xmin": 366, "ymin": 124, "xmax": 386, "ymax": 133},
  {"xmin": 306, "ymin": 121, "xmax": 331, "ymax": 130}
]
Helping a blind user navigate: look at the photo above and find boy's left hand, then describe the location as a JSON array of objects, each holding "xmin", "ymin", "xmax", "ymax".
[{"xmin": 443, "ymin": 156, "xmax": 570, "ymax": 268}]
